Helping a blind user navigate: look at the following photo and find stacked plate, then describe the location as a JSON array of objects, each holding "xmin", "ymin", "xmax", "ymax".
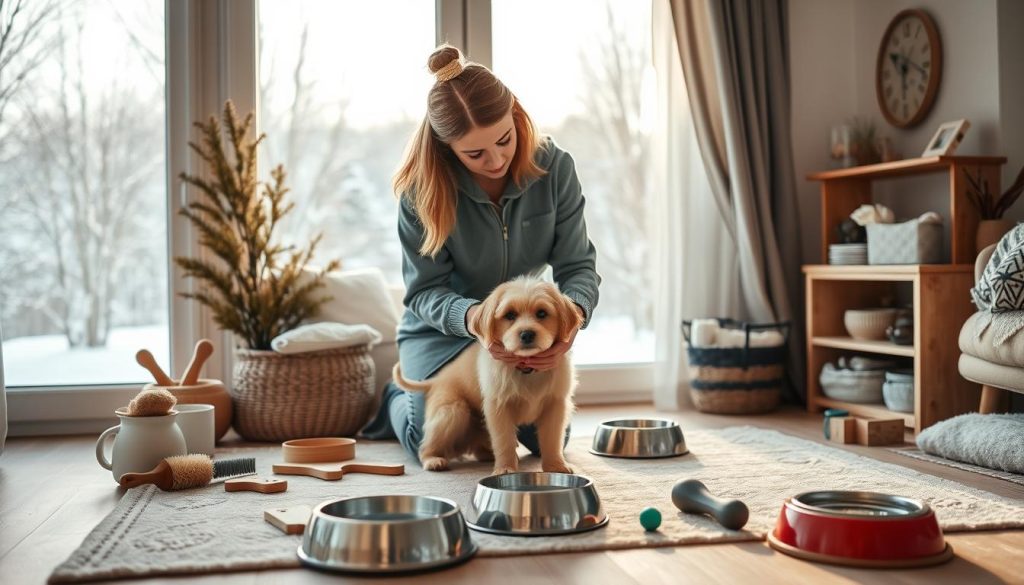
[{"xmin": 829, "ymin": 243, "xmax": 867, "ymax": 265}]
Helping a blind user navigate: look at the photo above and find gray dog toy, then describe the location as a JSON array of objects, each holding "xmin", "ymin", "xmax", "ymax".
[{"xmin": 671, "ymin": 479, "xmax": 749, "ymax": 530}]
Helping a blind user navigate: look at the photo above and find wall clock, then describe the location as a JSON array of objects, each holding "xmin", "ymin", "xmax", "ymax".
[{"xmin": 875, "ymin": 9, "xmax": 942, "ymax": 128}]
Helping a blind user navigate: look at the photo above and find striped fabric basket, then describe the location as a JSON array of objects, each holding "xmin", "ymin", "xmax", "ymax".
[{"xmin": 681, "ymin": 319, "xmax": 789, "ymax": 414}]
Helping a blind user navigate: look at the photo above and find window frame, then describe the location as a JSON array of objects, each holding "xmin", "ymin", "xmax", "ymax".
[{"xmin": 6, "ymin": 0, "xmax": 651, "ymax": 437}]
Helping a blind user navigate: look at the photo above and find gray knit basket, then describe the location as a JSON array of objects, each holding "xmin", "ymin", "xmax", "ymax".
[{"xmin": 231, "ymin": 344, "xmax": 376, "ymax": 441}]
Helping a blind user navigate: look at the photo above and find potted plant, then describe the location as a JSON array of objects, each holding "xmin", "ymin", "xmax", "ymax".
[
  {"xmin": 965, "ymin": 164, "xmax": 1024, "ymax": 253},
  {"xmin": 176, "ymin": 100, "xmax": 375, "ymax": 441}
]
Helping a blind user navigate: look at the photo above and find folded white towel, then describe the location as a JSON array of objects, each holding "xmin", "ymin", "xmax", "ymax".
[
  {"xmin": 715, "ymin": 329, "xmax": 785, "ymax": 348},
  {"xmin": 271, "ymin": 322, "xmax": 382, "ymax": 354},
  {"xmin": 690, "ymin": 319, "xmax": 719, "ymax": 347}
]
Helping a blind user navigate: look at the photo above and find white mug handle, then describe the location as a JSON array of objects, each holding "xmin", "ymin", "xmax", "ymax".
[{"xmin": 95, "ymin": 425, "xmax": 120, "ymax": 470}]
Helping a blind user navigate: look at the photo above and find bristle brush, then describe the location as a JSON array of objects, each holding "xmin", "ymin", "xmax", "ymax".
[{"xmin": 119, "ymin": 455, "xmax": 260, "ymax": 490}]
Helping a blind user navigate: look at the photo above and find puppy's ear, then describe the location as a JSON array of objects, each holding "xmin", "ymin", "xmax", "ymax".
[
  {"xmin": 472, "ymin": 289, "xmax": 501, "ymax": 347},
  {"xmin": 549, "ymin": 286, "xmax": 584, "ymax": 342}
]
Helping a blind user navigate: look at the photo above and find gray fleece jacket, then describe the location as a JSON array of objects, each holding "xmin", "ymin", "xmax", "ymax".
[{"xmin": 395, "ymin": 137, "xmax": 601, "ymax": 381}]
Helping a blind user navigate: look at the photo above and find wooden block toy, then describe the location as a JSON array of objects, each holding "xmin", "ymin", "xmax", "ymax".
[
  {"xmin": 264, "ymin": 505, "xmax": 312, "ymax": 535},
  {"xmin": 854, "ymin": 417, "xmax": 904, "ymax": 446},
  {"xmin": 828, "ymin": 417, "xmax": 856, "ymax": 444}
]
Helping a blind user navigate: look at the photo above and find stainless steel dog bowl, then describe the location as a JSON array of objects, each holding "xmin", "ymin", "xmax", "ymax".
[
  {"xmin": 298, "ymin": 495, "xmax": 477, "ymax": 574},
  {"xmin": 466, "ymin": 472, "xmax": 608, "ymax": 536},
  {"xmin": 590, "ymin": 418, "xmax": 688, "ymax": 458}
]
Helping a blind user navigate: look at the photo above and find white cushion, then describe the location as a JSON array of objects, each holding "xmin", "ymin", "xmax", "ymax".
[
  {"xmin": 271, "ymin": 322, "xmax": 382, "ymax": 354},
  {"xmin": 298, "ymin": 267, "xmax": 400, "ymax": 343}
]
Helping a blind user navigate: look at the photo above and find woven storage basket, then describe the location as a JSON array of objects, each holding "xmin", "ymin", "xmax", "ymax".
[
  {"xmin": 231, "ymin": 344, "xmax": 375, "ymax": 441},
  {"xmin": 682, "ymin": 319, "xmax": 789, "ymax": 414}
]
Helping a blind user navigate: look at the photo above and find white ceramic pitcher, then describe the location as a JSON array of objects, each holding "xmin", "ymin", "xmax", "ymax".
[{"xmin": 95, "ymin": 408, "xmax": 187, "ymax": 482}]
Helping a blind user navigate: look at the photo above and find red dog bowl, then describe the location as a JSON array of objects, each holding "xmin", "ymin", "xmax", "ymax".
[{"xmin": 767, "ymin": 491, "xmax": 953, "ymax": 568}]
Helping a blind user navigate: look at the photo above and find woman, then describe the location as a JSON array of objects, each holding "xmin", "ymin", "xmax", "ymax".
[{"xmin": 361, "ymin": 45, "xmax": 600, "ymax": 459}]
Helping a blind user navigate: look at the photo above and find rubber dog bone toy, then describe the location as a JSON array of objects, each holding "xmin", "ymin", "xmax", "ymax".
[{"xmin": 671, "ymin": 479, "xmax": 749, "ymax": 531}]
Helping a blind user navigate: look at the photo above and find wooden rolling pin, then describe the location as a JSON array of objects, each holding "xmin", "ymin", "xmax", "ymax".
[{"xmin": 671, "ymin": 479, "xmax": 749, "ymax": 531}]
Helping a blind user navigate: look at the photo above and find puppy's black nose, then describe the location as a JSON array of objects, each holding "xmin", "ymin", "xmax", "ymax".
[{"xmin": 519, "ymin": 329, "xmax": 536, "ymax": 344}]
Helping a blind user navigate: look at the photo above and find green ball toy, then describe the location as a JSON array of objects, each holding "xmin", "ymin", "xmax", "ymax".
[{"xmin": 639, "ymin": 507, "xmax": 662, "ymax": 531}]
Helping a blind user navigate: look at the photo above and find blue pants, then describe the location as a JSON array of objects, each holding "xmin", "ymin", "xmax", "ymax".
[{"xmin": 361, "ymin": 381, "xmax": 570, "ymax": 461}]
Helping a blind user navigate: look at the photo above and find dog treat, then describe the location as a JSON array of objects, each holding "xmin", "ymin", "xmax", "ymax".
[
  {"xmin": 272, "ymin": 461, "xmax": 404, "ymax": 481},
  {"xmin": 264, "ymin": 505, "xmax": 312, "ymax": 535},
  {"xmin": 639, "ymin": 507, "xmax": 662, "ymax": 531},
  {"xmin": 119, "ymin": 455, "xmax": 255, "ymax": 490},
  {"xmin": 671, "ymin": 479, "xmax": 749, "ymax": 531},
  {"xmin": 225, "ymin": 477, "xmax": 288, "ymax": 493},
  {"xmin": 126, "ymin": 388, "xmax": 177, "ymax": 416}
]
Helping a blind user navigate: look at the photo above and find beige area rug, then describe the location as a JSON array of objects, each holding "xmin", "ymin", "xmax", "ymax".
[
  {"xmin": 50, "ymin": 426, "xmax": 1024, "ymax": 583},
  {"xmin": 893, "ymin": 447, "xmax": 1024, "ymax": 487}
]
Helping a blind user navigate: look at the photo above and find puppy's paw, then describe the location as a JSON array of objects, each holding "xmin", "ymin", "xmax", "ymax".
[
  {"xmin": 422, "ymin": 456, "xmax": 450, "ymax": 471},
  {"xmin": 491, "ymin": 463, "xmax": 518, "ymax": 476},
  {"xmin": 542, "ymin": 460, "xmax": 574, "ymax": 474}
]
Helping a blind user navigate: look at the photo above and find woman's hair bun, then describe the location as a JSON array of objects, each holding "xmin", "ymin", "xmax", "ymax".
[{"xmin": 428, "ymin": 44, "xmax": 463, "ymax": 74}]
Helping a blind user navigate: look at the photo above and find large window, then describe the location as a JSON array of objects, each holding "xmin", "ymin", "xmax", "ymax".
[
  {"xmin": 493, "ymin": 0, "xmax": 656, "ymax": 364},
  {"xmin": 257, "ymin": 0, "xmax": 436, "ymax": 284},
  {"xmin": 0, "ymin": 0, "xmax": 168, "ymax": 387}
]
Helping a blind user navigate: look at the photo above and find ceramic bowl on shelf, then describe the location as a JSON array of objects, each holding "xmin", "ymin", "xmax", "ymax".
[
  {"xmin": 844, "ymin": 309, "xmax": 898, "ymax": 341},
  {"xmin": 882, "ymin": 370, "xmax": 915, "ymax": 413},
  {"xmin": 819, "ymin": 363, "xmax": 884, "ymax": 403}
]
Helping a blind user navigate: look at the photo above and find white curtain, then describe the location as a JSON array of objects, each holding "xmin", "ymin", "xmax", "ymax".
[
  {"xmin": 651, "ymin": 0, "xmax": 739, "ymax": 410},
  {"xmin": 1, "ymin": 322, "xmax": 7, "ymax": 453}
]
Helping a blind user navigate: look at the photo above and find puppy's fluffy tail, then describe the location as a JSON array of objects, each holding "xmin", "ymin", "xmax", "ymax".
[{"xmin": 391, "ymin": 362, "xmax": 432, "ymax": 393}]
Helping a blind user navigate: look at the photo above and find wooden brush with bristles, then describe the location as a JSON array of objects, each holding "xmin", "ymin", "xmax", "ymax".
[{"xmin": 119, "ymin": 455, "xmax": 255, "ymax": 490}]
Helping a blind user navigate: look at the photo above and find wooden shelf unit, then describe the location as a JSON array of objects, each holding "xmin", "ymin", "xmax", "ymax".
[
  {"xmin": 804, "ymin": 264, "xmax": 979, "ymax": 434},
  {"xmin": 803, "ymin": 157, "xmax": 1006, "ymax": 434},
  {"xmin": 808, "ymin": 155, "xmax": 1005, "ymax": 265}
]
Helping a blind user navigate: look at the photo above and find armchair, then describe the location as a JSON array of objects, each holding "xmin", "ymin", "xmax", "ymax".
[{"xmin": 958, "ymin": 244, "xmax": 1024, "ymax": 413}]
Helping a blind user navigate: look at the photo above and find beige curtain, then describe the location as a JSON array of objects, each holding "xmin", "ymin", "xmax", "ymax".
[{"xmin": 669, "ymin": 0, "xmax": 805, "ymax": 400}]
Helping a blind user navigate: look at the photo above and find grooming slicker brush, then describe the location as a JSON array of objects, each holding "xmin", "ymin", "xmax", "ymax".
[
  {"xmin": 119, "ymin": 455, "xmax": 274, "ymax": 491},
  {"xmin": 767, "ymin": 491, "xmax": 953, "ymax": 568},
  {"xmin": 299, "ymin": 495, "xmax": 477, "ymax": 574}
]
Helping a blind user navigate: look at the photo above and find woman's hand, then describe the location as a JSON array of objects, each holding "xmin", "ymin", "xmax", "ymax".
[
  {"xmin": 519, "ymin": 304, "xmax": 584, "ymax": 371},
  {"xmin": 517, "ymin": 326, "xmax": 579, "ymax": 371}
]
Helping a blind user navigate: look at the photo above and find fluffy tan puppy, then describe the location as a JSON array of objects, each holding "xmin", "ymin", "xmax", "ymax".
[{"xmin": 392, "ymin": 277, "xmax": 582, "ymax": 475}]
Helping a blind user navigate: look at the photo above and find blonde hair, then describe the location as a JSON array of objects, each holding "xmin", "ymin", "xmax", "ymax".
[{"xmin": 394, "ymin": 45, "xmax": 546, "ymax": 258}]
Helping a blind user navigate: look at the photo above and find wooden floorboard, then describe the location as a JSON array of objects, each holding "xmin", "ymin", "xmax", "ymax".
[{"xmin": 1, "ymin": 404, "xmax": 1021, "ymax": 584}]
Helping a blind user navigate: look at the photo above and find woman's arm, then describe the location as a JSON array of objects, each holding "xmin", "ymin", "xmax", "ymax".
[
  {"xmin": 397, "ymin": 196, "xmax": 477, "ymax": 338},
  {"xmin": 548, "ymin": 149, "xmax": 601, "ymax": 327}
]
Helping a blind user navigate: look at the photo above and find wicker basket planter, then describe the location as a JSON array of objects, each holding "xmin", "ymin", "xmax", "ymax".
[
  {"xmin": 682, "ymin": 319, "xmax": 789, "ymax": 415},
  {"xmin": 231, "ymin": 344, "xmax": 376, "ymax": 441}
]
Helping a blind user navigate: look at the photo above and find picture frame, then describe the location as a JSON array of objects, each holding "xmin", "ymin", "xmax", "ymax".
[{"xmin": 921, "ymin": 119, "xmax": 970, "ymax": 157}]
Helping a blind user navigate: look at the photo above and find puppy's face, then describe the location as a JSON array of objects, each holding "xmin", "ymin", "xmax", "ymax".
[{"xmin": 473, "ymin": 279, "xmax": 583, "ymax": 357}]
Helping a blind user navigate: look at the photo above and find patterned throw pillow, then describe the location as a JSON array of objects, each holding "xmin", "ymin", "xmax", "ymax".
[{"xmin": 971, "ymin": 223, "xmax": 1024, "ymax": 311}]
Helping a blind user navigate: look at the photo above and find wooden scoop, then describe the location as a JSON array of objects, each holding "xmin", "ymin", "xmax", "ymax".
[
  {"xmin": 180, "ymin": 339, "xmax": 214, "ymax": 386},
  {"xmin": 136, "ymin": 349, "xmax": 175, "ymax": 386},
  {"xmin": 272, "ymin": 461, "xmax": 404, "ymax": 481}
]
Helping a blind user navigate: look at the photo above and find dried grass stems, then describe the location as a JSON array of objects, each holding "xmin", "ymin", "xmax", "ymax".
[
  {"xmin": 176, "ymin": 100, "xmax": 341, "ymax": 350},
  {"xmin": 964, "ymin": 164, "xmax": 1024, "ymax": 220}
]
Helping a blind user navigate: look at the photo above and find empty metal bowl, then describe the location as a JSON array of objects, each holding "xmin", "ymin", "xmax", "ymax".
[
  {"xmin": 590, "ymin": 418, "xmax": 688, "ymax": 458},
  {"xmin": 466, "ymin": 472, "xmax": 608, "ymax": 536},
  {"xmin": 298, "ymin": 495, "xmax": 477, "ymax": 574}
]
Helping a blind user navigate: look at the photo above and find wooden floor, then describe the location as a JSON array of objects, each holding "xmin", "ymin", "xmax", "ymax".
[{"xmin": 2, "ymin": 404, "xmax": 1022, "ymax": 585}]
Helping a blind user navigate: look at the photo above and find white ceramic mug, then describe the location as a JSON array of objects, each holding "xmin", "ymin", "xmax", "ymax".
[
  {"xmin": 95, "ymin": 409, "xmax": 187, "ymax": 482},
  {"xmin": 174, "ymin": 403, "xmax": 216, "ymax": 455}
]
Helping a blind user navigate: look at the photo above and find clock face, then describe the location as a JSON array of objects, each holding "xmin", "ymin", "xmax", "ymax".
[{"xmin": 876, "ymin": 10, "xmax": 942, "ymax": 128}]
